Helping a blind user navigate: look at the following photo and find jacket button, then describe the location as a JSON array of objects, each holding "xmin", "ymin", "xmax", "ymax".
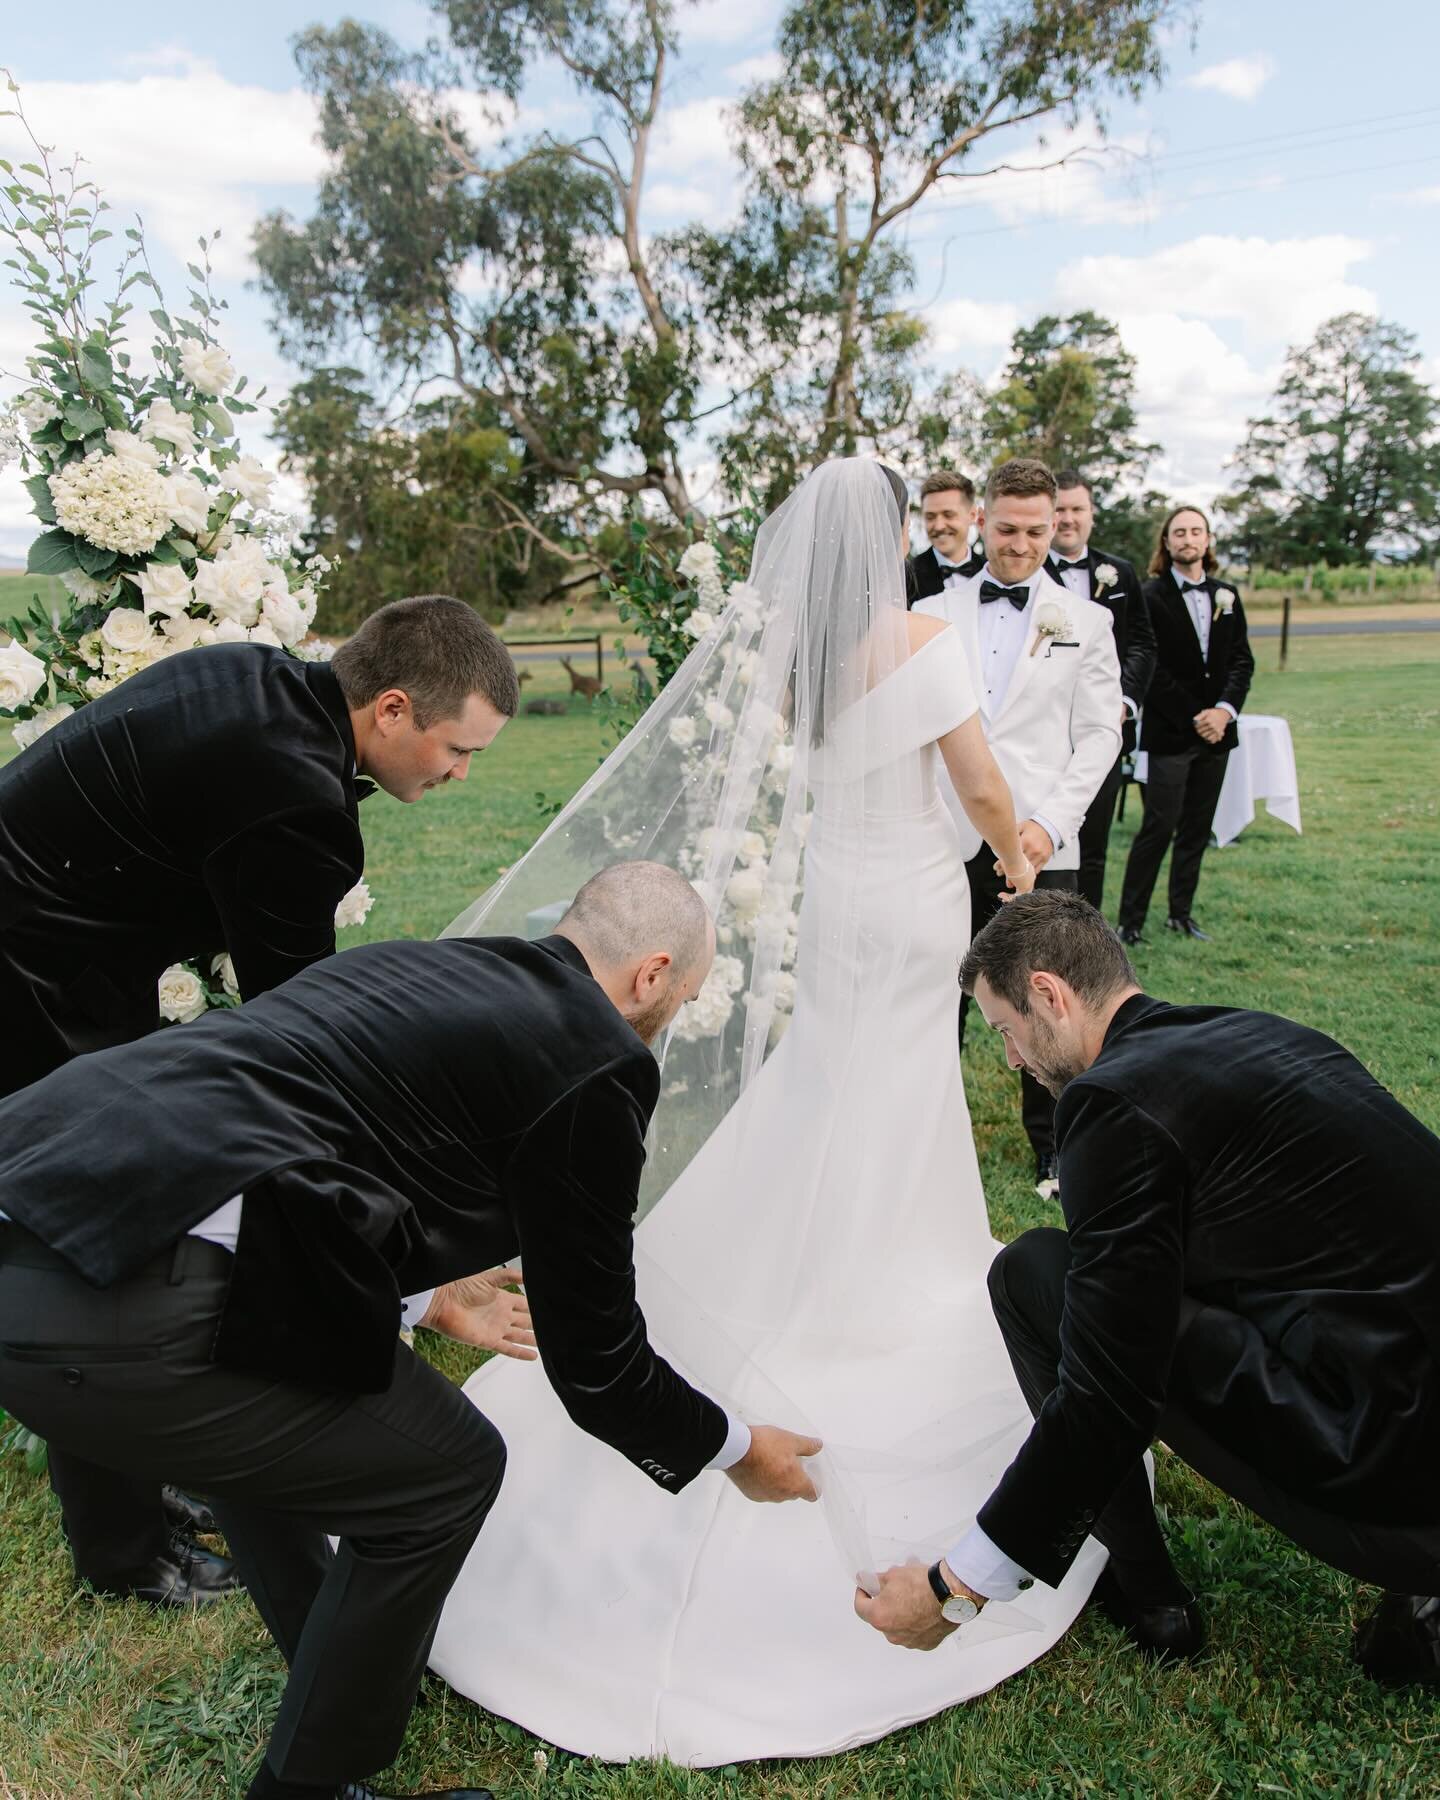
[
  {"xmin": 61, "ymin": 1367, "xmax": 83, "ymax": 1386},
  {"xmin": 1082, "ymin": 1509, "xmax": 1095, "ymax": 1523}
]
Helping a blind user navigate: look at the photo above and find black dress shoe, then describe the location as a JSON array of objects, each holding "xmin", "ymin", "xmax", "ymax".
[
  {"xmin": 338, "ymin": 1786, "xmax": 495, "ymax": 1799},
  {"xmin": 1034, "ymin": 1153, "xmax": 1060, "ymax": 1201},
  {"xmin": 1091, "ymin": 1566, "xmax": 1205, "ymax": 1662},
  {"xmin": 1117, "ymin": 924, "xmax": 1145, "ymax": 946},
  {"xmin": 163, "ymin": 1484, "xmax": 219, "ymax": 1536},
  {"xmin": 1353, "ymin": 1592, "xmax": 1440, "ymax": 1688},
  {"xmin": 92, "ymin": 1532, "xmax": 243, "ymax": 1608},
  {"xmin": 1164, "ymin": 915, "xmax": 1211, "ymax": 941}
]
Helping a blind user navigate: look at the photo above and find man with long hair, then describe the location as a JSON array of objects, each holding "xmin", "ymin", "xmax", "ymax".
[{"xmin": 1116, "ymin": 507, "xmax": 1254, "ymax": 944}]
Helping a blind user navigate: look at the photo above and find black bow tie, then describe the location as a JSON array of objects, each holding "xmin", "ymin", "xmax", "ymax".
[
  {"xmin": 353, "ymin": 778, "xmax": 378, "ymax": 802},
  {"xmin": 1178, "ymin": 579, "xmax": 1207, "ymax": 595},
  {"xmin": 1054, "ymin": 557, "xmax": 1087, "ymax": 574},
  {"xmin": 979, "ymin": 580, "xmax": 1029, "ymax": 610}
]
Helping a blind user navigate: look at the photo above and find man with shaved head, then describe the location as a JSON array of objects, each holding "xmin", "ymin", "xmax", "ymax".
[{"xmin": 0, "ymin": 862, "xmax": 819, "ymax": 1800}]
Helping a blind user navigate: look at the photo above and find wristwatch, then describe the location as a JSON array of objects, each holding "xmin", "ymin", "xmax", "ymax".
[{"xmin": 927, "ymin": 1559, "xmax": 980, "ymax": 1626}]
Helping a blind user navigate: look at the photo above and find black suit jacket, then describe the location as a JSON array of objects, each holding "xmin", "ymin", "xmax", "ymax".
[
  {"xmin": 1139, "ymin": 574, "xmax": 1255, "ymax": 757},
  {"xmin": 906, "ymin": 545, "xmax": 983, "ymax": 607},
  {"xmin": 0, "ymin": 643, "xmax": 366, "ymax": 1096},
  {"xmin": 0, "ymin": 933, "xmax": 729, "ymax": 1490},
  {"xmin": 1044, "ymin": 548, "xmax": 1156, "ymax": 715},
  {"xmin": 978, "ymin": 996, "xmax": 1440, "ymax": 1586}
]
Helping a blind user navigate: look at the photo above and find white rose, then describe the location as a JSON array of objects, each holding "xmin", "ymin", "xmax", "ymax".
[
  {"xmin": 681, "ymin": 607, "xmax": 717, "ymax": 641},
  {"xmin": 740, "ymin": 830, "xmax": 768, "ymax": 862},
  {"xmin": 288, "ymin": 583, "xmax": 319, "ymax": 627},
  {"xmin": 213, "ymin": 618, "xmax": 250, "ymax": 644},
  {"xmin": 179, "ymin": 339, "xmax": 236, "ymax": 397},
  {"xmin": 140, "ymin": 398, "xmax": 198, "ymax": 458},
  {"xmin": 157, "ymin": 963, "xmax": 208, "ymax": 1024},
  {"xmin": 728, "ymin": 583, "xmax": 765, "ymax": 631},
  {"xmin": 708, "ymin": 953, "xmax": 746, "ymax": 996},
  {"xmin": 132, "ymin": 561, "xmax": 195, "ymax": 619},
  {"xmin": 0, "ymin": 640, "xmax": 49, "ymax": 710},
  {"xmin": 261, "ymin": 589, "xmax": 307, "ymax": 647},
  {"xmin": 1033, "ymin": 598, "xmax": 1070, "ymax": 636},
  {"xmin": 192, "ymin": 545, "xmax": 271, "ymax": 627},
  {"xmin": 100, "ymin": 607, "xmax": 158, "ymax": 655},
  {"xmin": 210, "ymin": 952, "xmax": 240, "ymax": 998},
  {"xmin": 163, "ymin": 615, "xmax": 217, "ymax": 650},
  {"xmin": 725, "ymin": 866, "xmax": 765, "ymax": 918},
  {"xmin": 671, "ymin": 973, "xmax": 734, "ymax": 1042},
  {"xmin": 703, "ymin": 697, "xmax": 734, "ymax": 729},
  {"xmin": 1093, "ymin": 563, "xmax": 1118, "ymax": 590},
  {"xmin": 677, "ymin": 542, "xmax": 720, "ymax": 583},
  {"xmin": 294, "ymin": 637, "xmax": 336, "ymax": 662},
  {"xmin": 163, "ymin": 469, "xmax": 212, "ymax": 537},
  {"xmin": 11, "ymin": 702, "xmax": 74, "ymax": 750},
  {"xmin": 106, "ymin": 428, "xmax": 163, "ymax": 470},
  {"xmin": 247, "ymin": 621, "xmax": 283, "ymax": 648},
  {"xmin": 668, "ymin": 715, "xmax": 698, "ymax": 748},
  {"xmin": 1213, "ymin": 588, "xmax": 1235, "ymax": 616},
  {"xmin": 770, "ymin": 970, "xmax": 797, "ymax": 1013},
  {"xmin": 18, "ymin": 390, "xmax": 61, "ymax": 433},
  {"xmin": 335, "ymin": 878, "xmax": 374, "ymax": 930},
  {"xmin": 220, "ymin": 454, "xmax": 277, "ymax": 509}
]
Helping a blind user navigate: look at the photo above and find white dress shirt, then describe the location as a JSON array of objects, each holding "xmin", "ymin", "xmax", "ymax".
[
  {"xmin": 974, "ymin": 565, "xmax": 1064, "ymax": 854},
  {"xmin": 1172, "ymin": 569, "xmax": 1237, "ymax": 721},
  {"xmin": 946, "ymin": 1520, "xmax": 1033, "ymax": 1603},
  {"xmin": 1053, "ymin": 548, "xmax": 1092, "ymax": 603}
]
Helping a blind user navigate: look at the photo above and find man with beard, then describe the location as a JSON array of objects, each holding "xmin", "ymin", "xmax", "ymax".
[{"xmin": 856, "ymin": 891, "xmax": 1440, "ymax": 1691}]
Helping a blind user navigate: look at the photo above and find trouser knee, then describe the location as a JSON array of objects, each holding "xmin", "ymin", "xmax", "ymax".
[{"xmin": 989, "ymin": 1227, "xmax": 1070, "ymax": 1329}]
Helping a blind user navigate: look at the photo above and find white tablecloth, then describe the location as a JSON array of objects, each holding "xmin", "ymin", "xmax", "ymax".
[{"xmin": 1133, "ymin": 713, "xmax": 1301, "ymax": 848}]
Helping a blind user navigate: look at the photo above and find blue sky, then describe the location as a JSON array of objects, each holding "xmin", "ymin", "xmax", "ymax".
[{"xmin": 4, "ymin": 0, "xmax": 1439, "ymax": 560}]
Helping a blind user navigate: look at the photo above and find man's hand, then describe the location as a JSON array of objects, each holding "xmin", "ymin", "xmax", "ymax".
[
  {"xmin": 1017, "ymin": 818, "xmax": 1055, "ymax": 871},
  {"xmin": 725, "ymin": 1423, "xmax": 822, "ymax": 1503},
  {"xmin": 420, "ymin": 1268, "xmax": 538, "ymax": 1360},
  {"xmin": 1193, "ymin": 707, "xmax": 1229, "ymax": 745},
  {"xmin": 854, "ymin": 1561, "xmax": 983, "ymax": 1651}
]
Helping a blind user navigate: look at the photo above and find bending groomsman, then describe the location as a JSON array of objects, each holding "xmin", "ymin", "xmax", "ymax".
[
  {"xmin": 1044, "ymin": 470, "xmax": 1156, "ymax": 912},
  {"xmin": 908, "ymin": 469, "xmax": 983, "ymax": 605},
  {"xmin": 1117, "ymin": 507, "xmax": 1255, "ymax": 945},
  {"xmin": 916, "ymin": 458, "xmax": 1121, "ymax": 1198},
  {"xmin": 0, "ymin": 594, "xmax": 518, "ymax": 1610}
]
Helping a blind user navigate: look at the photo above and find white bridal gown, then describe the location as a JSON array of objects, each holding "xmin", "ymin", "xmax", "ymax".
[{"xmin": 429, "ymin": 629, "xmax": 1104, "ymax": 1763}]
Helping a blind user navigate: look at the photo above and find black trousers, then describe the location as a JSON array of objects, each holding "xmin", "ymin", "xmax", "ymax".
[
  {"xmin": 988, "ymin": 1229, "xmax": 1440, "ymax": 1595},
  {"xmin": 1118, "ymin": 746, "xmax": 1229, "ymax": 931},
  {"xmin": 0, "ymin": 1229, "xmax": 506, "ymax": 1788},
  {"xmin": 960, "ymin": 853, "xmax": 1077, "ymax": 1162},
  {"xmin": 1077, "ymin": 754, "xmax": 1125, "ymax": 915}
]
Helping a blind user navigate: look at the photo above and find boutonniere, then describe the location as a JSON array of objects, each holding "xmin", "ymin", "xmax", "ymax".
[
  {"xmin": 1029, "ymin": 597, "xmax": 1072, "ymax": 656},
  {"xmin": 1093, "ymin": 563, "xmax": 1118, "ymax": 591},
  {"xmin": 1212, "ymin": 588, "xmax": 1235, "ymax": 622}
]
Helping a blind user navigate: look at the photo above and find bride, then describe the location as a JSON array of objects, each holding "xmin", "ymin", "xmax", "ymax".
[{"xmin": 430, "ymin": 459, "xmax": 1105, "ymax": 1763}]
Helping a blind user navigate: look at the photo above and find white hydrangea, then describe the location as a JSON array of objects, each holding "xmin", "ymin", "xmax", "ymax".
[
  {"xmin": 725, "ymin": 866, "xmax": 765, "ymax": 918},
  {"xmin": 671, "ymin": 973, "xmax": 735, "ymax": 1042},
  {"xmin": 11, "ymin": 702, "xmax": 74, "ymax": 750},
  {"xmin": 163, "ymin": 468, "xmax": 212, "ymax": 537},
  {"xmin": 740, "ymin": 830, "xmax": 768, "ymax": 862},
  {"xmin": 668, "ymin": 715, "xmax": 698, "ymax": 748},
  {"xmin": 335, "ymin": 878, "xmax": 374, "ymax": 930},
  {"xmin": 0, "ymin": 640, "xmax": 48, "ymax": 710},
  {"xmin": 221, "ymin": 454, "xmax": 277, "ymax": 509},
  {"xmin": 18, "ymin": 390, "xmax": 60, "ymax": 433},
  {"xmin": 703, "ymin": 697, "xmax": 734, "ymax": 729},
  {"xmin": 105, "ymin": 428, "xmax": 163, "ymax": 470},
  {"xmin": 0, "ymin": 415, "xmax": 21, "ymax": 475},
  {"xmin": 708, "ymin": 953, "xmax": 746, "ymax": 996},
  {"xmin": 179, "ymin": 339, "xmax": 236, "ymax": 396},
  {"xmin": 158, "ymin": 963, "xmax": 208, "ymax": 1024},
  {"xmin": 132, "ymin": 561, "xmax": 195, "ymax": 619},
  {"xmin": 140, "ymin": 398, "xmax": 198, "ymax": 459},
  {"xmin": 49, "ymin": 453, "xmax": 171, "ymax": 555}
]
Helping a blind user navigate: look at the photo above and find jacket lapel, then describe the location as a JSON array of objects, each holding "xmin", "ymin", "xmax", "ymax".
[{"xmin": 942, "ymin": 573, "xmax": 985, "ymax": 697}]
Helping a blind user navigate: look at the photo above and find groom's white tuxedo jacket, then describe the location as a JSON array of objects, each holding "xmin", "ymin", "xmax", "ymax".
[{"xmin": 916, "ymin": 565, "xmax": 1122, "ymax": 871}]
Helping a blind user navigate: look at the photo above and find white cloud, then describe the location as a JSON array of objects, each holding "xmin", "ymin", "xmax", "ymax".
[
  {"xmin": 926, "ymin": 128, "xmax": 1159, "ymax": 232},
  {"xmin": 1405, "ymin": 185, "xmax": 1440, "ymax": 205},
  {"xmin": 684, "ymin": 0, "xmax": 784, "ymax": 47},
  {"xmin": 923, "ymin": 297, "xmax": 1021, "ymax": 361},
  {"xmin": 1057, "ymin": 234, "xmax": 1377, "ymax": 344},
  {"xmin": 725, "ymin": 53, "xmax": 784, "ymax": 86},
  {"xmin": 647, "ymin": 95, "xmax": 744, "ymax": 220},
  {"xmin": 1184, "ymin": 54, "xmax": 1277, "ymax": 103}
]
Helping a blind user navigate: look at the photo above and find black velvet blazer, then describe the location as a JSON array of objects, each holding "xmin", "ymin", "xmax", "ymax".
[
  {"xmin": 978, "ymin": 995, "xmax": 1440, "ymax": 1586},
  {"xmin": 0, "ymin": 933, "xmax": 729, "ymax": 1491},
  {"xmin": 0, "ymin": 643, "xmax": 367, "ymax": 1095},
  {"xmin": 1044, "ymin": 547, "xmax": 1156, "ymax": 714},
  {"xmin": 1138, "ymin": 575, "xmax": 1255, "ymax": 758}
]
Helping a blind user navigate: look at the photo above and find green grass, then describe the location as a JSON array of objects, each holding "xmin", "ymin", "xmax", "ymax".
[{"xmin": 1, "ymin": 634, "xmax": 1438, "ymax": 1797}]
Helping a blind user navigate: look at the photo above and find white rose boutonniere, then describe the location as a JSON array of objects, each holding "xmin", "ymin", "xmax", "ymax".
[
  {"xmin": 1213, "ymin": 588, "xmax": 1236, "ymax": 622},
  {"xmin": 1093, "ymin": 563, "xmax": 1118, "ymax": 591},
  {"xmin": 1029, "ymin": 597, "xmax": 1072, "ymax": 657},
  {"xmin": 158, "ymin": 963, "xmax": 208, "ymax": 1024},
  {"xmin": 334, "ymin": 878, "xmax": 375, "ymax": 930}
]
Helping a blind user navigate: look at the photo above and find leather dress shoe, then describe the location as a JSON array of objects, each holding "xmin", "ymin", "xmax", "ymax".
[
  {"xmin": 1091, "ymin": 1566, "xmax": 1205, "ymax": 1662},
  {"xmin": 1034, "ymin": 1153, "xmax": 1060, "ymax": 1201},
  {"xmin": 1353, "ymin": 1592, "xmax": 1440, "ymax": 1688},
  {"xmin": 92, "ymin": 1530, "xmax": 242, "ymax": 1608},
  {"xmin": 1165, "ymin": 915, "xmax": 1211, "ymax": 941},
  {"xmin": 338, "ymin": 1786, "xmax": 495, "ymax": 1799},
  {"xmin": 1117, "ymin": 924, "xmax": 1145, "ymax": 946},
  {"xmin": 163, "ymin": 1484, "xmax": 219, "ymax": 1536}
]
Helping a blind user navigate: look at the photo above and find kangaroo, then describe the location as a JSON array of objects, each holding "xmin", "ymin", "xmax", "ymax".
[{"xmin": 559, "ymin": 655, "xmax": 603, "ymax": 699}]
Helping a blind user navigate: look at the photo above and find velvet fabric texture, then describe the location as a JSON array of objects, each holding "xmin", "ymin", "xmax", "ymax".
[{"xmin": 1138, "ymin": 576, "xmax": 1255, "ymax": 758}]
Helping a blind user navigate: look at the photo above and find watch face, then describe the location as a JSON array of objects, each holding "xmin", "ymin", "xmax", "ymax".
[{"xmin": 941, "ymin": 1594, "xmax": 979, "ymax": 1626}]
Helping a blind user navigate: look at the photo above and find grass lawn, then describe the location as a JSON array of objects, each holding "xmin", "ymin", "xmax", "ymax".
[{"xmin": 1, "ymin": 633, "xmax": 1438, "ymax": 1796}]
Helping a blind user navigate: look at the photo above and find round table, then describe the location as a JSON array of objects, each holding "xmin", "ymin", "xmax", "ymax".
[{"xmin": 1132, "ymin": 713, "xmax": 1301, "ymax": 848}]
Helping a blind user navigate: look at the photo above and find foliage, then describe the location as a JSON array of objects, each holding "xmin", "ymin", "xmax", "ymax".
[{"xmin": 1219, "ymin": 312, "xmax": 1440, "ymax": 567}]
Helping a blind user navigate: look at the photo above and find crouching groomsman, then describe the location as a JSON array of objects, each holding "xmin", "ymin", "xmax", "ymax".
[
  {"xmin": 857, "ymin": 891, "xmax": 1440, "ymax": 1693},
  {"xmin": 916, "ymin": 458, "xmax": 1121, "ymax": 1199},
  {"xmin": 1117, "ymin": 507, "xmax": 1254, "ymax": 944},
  {"xmin": 1045, "ymin": 470, "xmax": 1156, "ymax": 912}
]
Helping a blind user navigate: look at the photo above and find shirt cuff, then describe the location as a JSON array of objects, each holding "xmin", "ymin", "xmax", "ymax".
[
  {"xmin": 1216, "ymin": 701, "xmax": 1237, "ymax": 721},
  {"xmin": 1122, "ymin": 695, "xmax": 1138, "ymax": 720},
  {"xmin": 1029, "ymin": 813, "xmax": 1063, "ymax": 855},
  {"xmin": 402, "ymin": 1288, "xmax": 438, "ymax": 1331},
  {"xmin": 706, "ymin": 1411, "xmax": 753, "ymax": 1471},
  {"xmin": 945, "ymin": 1523, "xmax": 1034, "ymax": 1603}
]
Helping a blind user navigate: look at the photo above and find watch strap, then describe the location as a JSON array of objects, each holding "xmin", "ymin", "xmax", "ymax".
[{"xmin": 926, "ymin": 1560, "xmax": 953, "ymax": 1608}]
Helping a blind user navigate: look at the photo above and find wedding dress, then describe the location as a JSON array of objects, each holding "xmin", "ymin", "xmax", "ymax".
[{"xmin": 429, "ymin": 463, "xmax": 1103, "ymax": 1763}]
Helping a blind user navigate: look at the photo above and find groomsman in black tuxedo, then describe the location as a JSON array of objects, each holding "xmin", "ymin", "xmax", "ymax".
[
  {"xmin": 858, "ymin": 893, "xmax": 1440, "ymax": 1690},
  {"xmin": 1117, "ymin": 507, "xmax": 1255, "ymax": 943},
  {"xmin": 0, "ymin": 596, "xmax": 518, "ymax": 1612},
  {"xmin": 907, "ymin": 469, "xmax": 983, "ymax": 605},
  {"xmin": 0, "ymin": 862, "xmax": 820, "ymax": 1800},
  {"xmin": 1044, "ymin": 470, "xmax": 1156, "ymax": 912}
]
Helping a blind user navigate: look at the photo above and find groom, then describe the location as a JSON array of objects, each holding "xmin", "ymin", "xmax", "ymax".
[
  {"xmin": 0, "ymin": 861, "xmax": 821, "ymax": 1800},
  {"xmin": 856, "ymin": 892, "xmax": 1440, "ymax": 1690},
  {"xmin": 915, "ymin": 459, "xmax": 1122, "ymax": 1197}
]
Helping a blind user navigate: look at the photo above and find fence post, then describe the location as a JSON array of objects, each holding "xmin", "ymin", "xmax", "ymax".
[
  {"xmin": 1280, "ymin": 593, "xmax": 1291, "ymax": 671},
  {"xmin": 594, "ymin": 636, "xmax": 604, "ymax": 684}
]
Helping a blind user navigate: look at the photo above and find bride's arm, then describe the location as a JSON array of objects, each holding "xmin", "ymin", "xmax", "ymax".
[{"xmin": 938, "ymin": 715, "xmax": 1033, "ymax": 894}]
